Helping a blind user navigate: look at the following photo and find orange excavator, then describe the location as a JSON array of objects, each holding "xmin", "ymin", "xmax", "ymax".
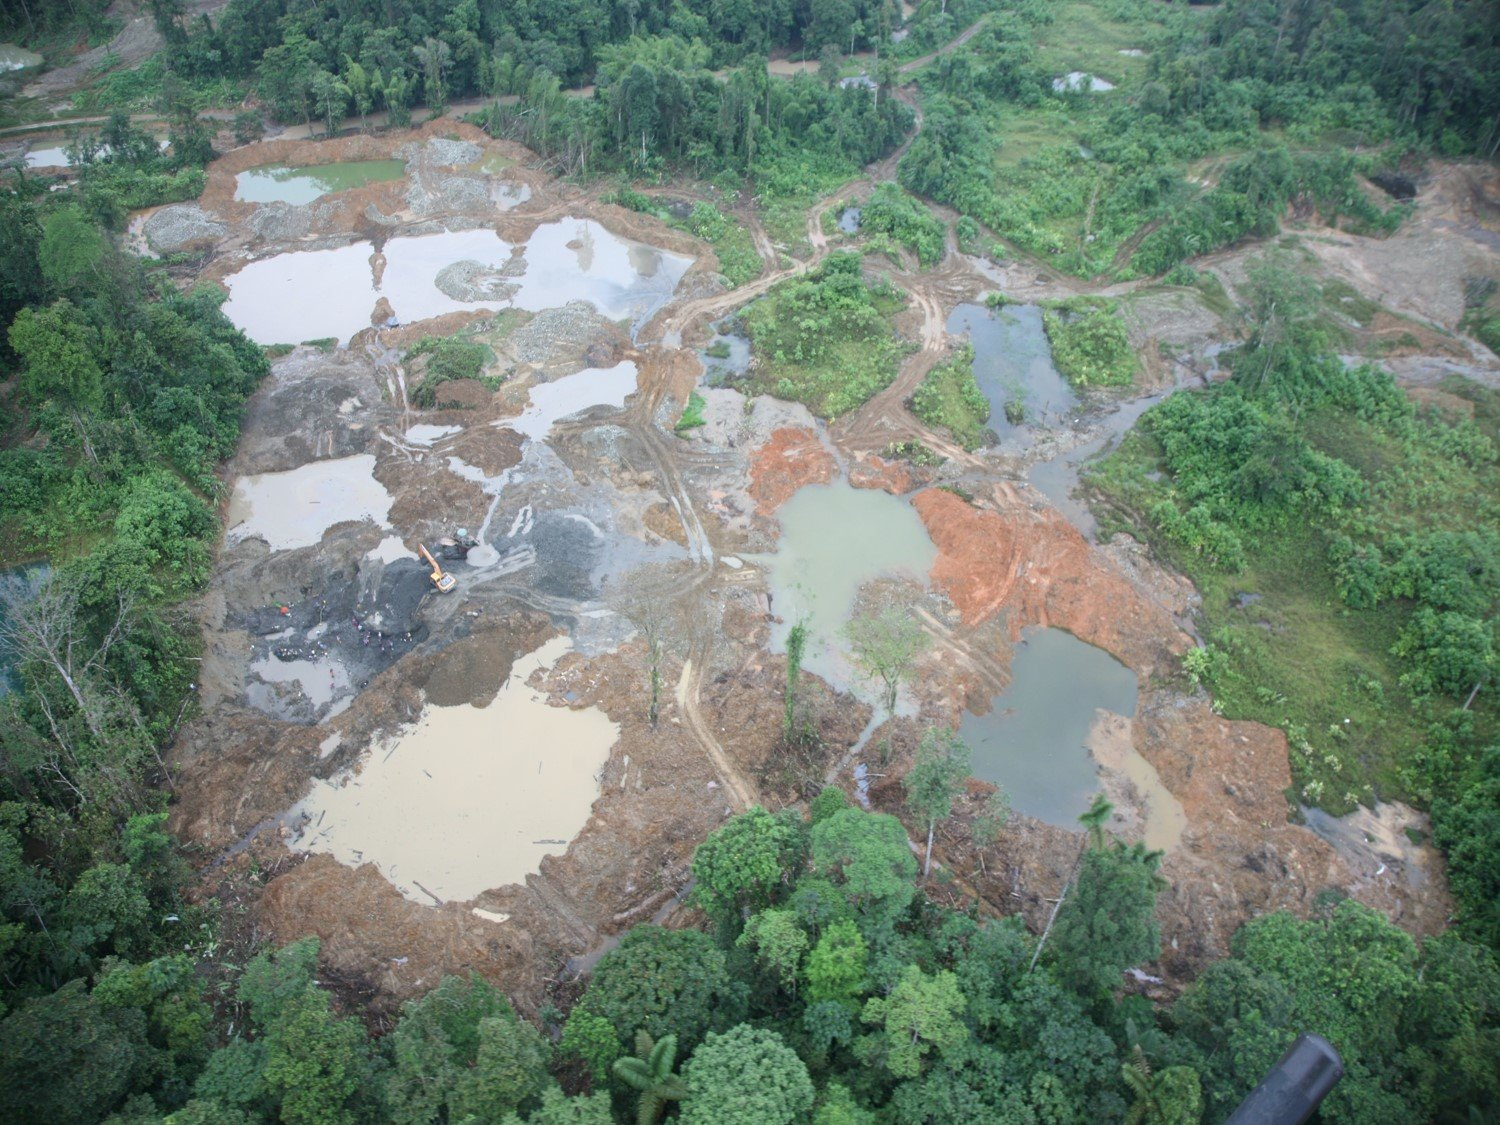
[{"xmin": 417, "ymin": 544, "xmax": 457, "ymax": 593}]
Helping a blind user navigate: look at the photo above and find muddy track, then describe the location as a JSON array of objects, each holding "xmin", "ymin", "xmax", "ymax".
[
  {"xmin": 526, "ymin": 870, "xmax": 599, "ymax": 947},
  {"xmin": 898, "ymin": 16, "xmax": 992, "ymax": 74},
  {"xmin": 677, "ymin": 650, "xmax": 759, "ymax": 811}
]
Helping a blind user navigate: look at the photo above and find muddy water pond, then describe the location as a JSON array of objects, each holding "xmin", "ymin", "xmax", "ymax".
[
  {"xmin": 758, "ymin": 479, "xmax": 937, "ymax": 699},
  {"xmin": 961, "ymin": 628, "xmax": 1138, "ymax": 827},
  {"xmin": 291, "ymin": 636, "xmax": 618, "ymax": 903},
  {"xmin": 947, "ymin": 304, "xmax": 1076, "ymax": 438},
  {"xmin": 504, "ymin": 361, "xmax": 639, "ymax": 443},
  {"xmin": 226, "ymin": 454, "xmax": 394, "ymax": 551},
  {"xmin": 23, "ymin": 146, "xmax": 69, "ymax": 168},
  {"xmin": 234, "ymin": 160, "xmax": 406, "ymax": 205},
  {"xmin": 222, "ymin": 218, "xmax": 692, "ymax": 346}
]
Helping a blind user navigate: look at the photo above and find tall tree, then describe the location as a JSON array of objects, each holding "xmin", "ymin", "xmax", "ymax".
[
  {"xmin": 844, "ymin": 604, "xmax": 928, "ymax": 713},
  {"xmin": 612, "ymin": 1032, "xmax": 685, "ymax": 1125},
  {"xmin": 902, "ymin": 728, "xmax": 971, "ymax": 877},
  {"xmin": 858, "ymin": 965, "xmax": 968, "ymax": 1079},
  {"xmin": 1048, "ymin": 842, "xmax": 1165, "ymax": 998},
  {"xmin": 681, "ymin": 1024, "xmax": 815, "ymax": 1124}
]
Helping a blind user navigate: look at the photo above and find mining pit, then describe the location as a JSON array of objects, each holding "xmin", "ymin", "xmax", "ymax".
[{"xmin": 162, "ymin": 119, "xmax": 1493, "ymax": 1017}]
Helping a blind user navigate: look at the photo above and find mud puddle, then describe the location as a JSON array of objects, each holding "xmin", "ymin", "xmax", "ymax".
[
  {"xmin": 226, "ymin": 453, "xmax": 395, "ymax": 551},
  {"xmin": 502, "ymin": 362, "xmax": 639, "ymax": 443},
  {"xmin": 222, "ymin": 219, "xmax": 692, "ymax": 346},
  {"xmin": 700, "ymin": 332, "xmax": 751, "ymax": 385},
  {"xmin": 235, "ymin": 160, "xmax": 406, "ymax": 205},
  {"xmin": 948, "ymin": 303, "xmax": 1076, "ymax": 440},
  {"xmin": 450, "ymin": 361, "xmax": 640, "ymax": 570},
  {"xmin": 960, "ymin": 628, "xmax": 1140, "ymax": 827},
  {"xmin": 248, "ymin": 652, "xmax": 353, "ymax": 721},
  {"xmin": 23, "ymin": 146, "xmax": 70, "ymax": 168},
  {"xmin": 757, "ymin": 479, "xmax": 937, "ymax": 698},
  {"xmin": 290, "ymin": 635, "xmax": 618, "ymax": 904},
  {"xmin": 404, "ymin": 423, "xmax": 462, "ymax": 446},
  {"xmin": 1085, "ymin": 710, "xmax": 1186, "ymax": 851}
]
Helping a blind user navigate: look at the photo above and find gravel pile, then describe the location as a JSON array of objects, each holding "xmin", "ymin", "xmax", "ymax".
[
  {"xmin": 436, "ymin": 257, "xmax": 522, "ymax": 302},
  {"xmin": 143, "ymin": 204, "xmax": 227, "ymax": 253},
  {"xmin": 248, "ymin": 201, "xmax": 315, "ymax": 242},
  {"xmin": 421, "ymin": 137, "xmax": 482, "ymax": 166},
  {"xmin": 509, "ymin": 301, "xmax": 616, "ymax": 366},
  {"xmin": 406, "ymin": 170, "xmax": 490, "ymax": 216}
]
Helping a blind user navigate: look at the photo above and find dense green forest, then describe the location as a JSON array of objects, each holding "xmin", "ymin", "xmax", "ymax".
[
  {"xmin": 2, "ymin": 796, "xmax": 1496, "ymax": 1122},
  {"xmin": 0, "ymin": 109, "xmax": 268, "ymax": 1122}
]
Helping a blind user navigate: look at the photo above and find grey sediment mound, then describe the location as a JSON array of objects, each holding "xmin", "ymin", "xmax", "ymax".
[
  {"xmin": 509, "ymin": 301, "xmax": 619, "ymax": 367},
  {"xmin": 436, "ymin": 257, "xmax": 522, "ymax": 302},
  {"xmin": 419, "ymin": 137, "xmax": 483, "ymax": 166},
  {"xmin": 143, "ymin": 204, "xmax": 227, "ymax": 253}
]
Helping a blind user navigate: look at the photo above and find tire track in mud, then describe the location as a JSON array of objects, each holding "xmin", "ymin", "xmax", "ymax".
[
  {"xmin": 526, "ymin": 869, "xmax": 598, "ymax": 948},
  {"xmin": 676, "ymin": 649, "xmax": 759, "ymax": 812},
  {"xmin": 911, "ymin": 605, "xmax": 1010, "ymax": 700}
]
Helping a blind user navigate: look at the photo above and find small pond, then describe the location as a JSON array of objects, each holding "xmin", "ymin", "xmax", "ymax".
[
  {"xmin": 23, "ymin": 146, "xmax": 69, "ymax": 168},
  {"xmin": 961, "ymin": 627, "xmax": 1137, "ymax": 826},
  {"xmin": 226, "ymin": 454, "xmax": 394, "ymax": 552},
  {"xmin": 234, "ymin": 160, "xmax": 406, "ymax": 205},
  {"xmin": 838, "ymin": 207, "xmax": 862, "ymax": 234},
  {"xmin": 757, "ymin": 479, "xmax": 937, "ymax": 699},
  {"xmin": 0, "ymin": 43, "xmax": 41, "ymax": 71},
  {"xmin": 700, "ymin": 331, "xmax": 751, "ymax": 384},
  {"xmin": 947, "ymin": 303, "xmax": 1076, "ymax": 438},
  {"xmin": 1053, "ymin": 72, "xmax": 1115, "ymax": 92}
]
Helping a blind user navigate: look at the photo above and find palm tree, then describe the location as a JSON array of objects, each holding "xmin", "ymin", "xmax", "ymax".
[
  {"xmin": 612, "ymin": 1031, "xmax": 686, "ymax": 1125},
  {"xmin": 1079, "ymin": 792, "xmax": 1115, "ymax": 850}
]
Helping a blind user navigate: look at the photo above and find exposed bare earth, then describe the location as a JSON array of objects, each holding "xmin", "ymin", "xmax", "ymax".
[{"xmin": 163, "ymin": 124, "xmax": 1487, "ymax": 1019}]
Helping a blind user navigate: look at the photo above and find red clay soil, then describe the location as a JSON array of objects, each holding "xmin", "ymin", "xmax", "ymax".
[
  {"xmin": 914, "ymin": 486, "xmax": 1189, "ymax": 676},
  {"xmin": 747, "ymin": 427, "xmax": 837, "ymax": 515},
  {"xmin": 847, "ymin": 450, "xmax": 933, "ymax": 495}
]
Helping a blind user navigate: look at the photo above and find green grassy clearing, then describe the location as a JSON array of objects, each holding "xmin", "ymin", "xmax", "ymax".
[
  {"xmin": 747, "ymin": 251, "xmax": 908, "ymax": 417},
  {"xmin": 910, "ymin": 344, "xmax": 991, "ymax": 449},
  {"xmin": 1086, "ymin": 380, "xmax": 1498, "ymax": 815}
]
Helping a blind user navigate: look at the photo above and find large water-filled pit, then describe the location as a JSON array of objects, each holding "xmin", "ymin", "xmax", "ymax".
[
  {"xmin": 234, "ymin": 160, "xmax": 407, "ymax": 205},
  {"xmin": 197, "ymin": 128, "xmax": 1196, "ymax": 924},
  {"xmin": 221, "ymin": 217, "xmax": 692, "ymax": 346},
  {"xmin": 291, "ymin": 635, "xmax": 619, "ymax": 903},
  {"xmin": 960, "ymin": 628, "xmax": 1184, "ymax": 850},
  {"xmin": 756, "ymin": 479, "xmax": 937, "ymax": 699},
  {"xmin": 759, "ymin": 478, "xmax": 1184, "ymax": 849}
]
